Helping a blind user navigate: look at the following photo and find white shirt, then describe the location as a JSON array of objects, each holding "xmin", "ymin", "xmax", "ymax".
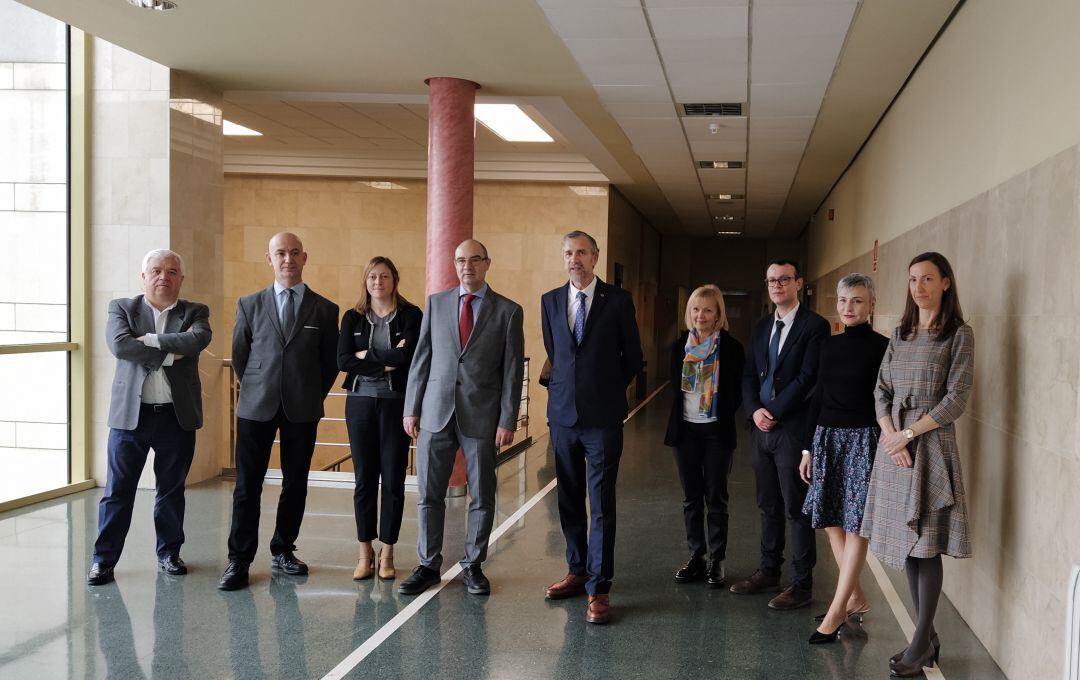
[
  {"xmin": 138, "ymin": 299, "xmax": 177, "ymax": 404},
  {"xmin": 683, "ymin": 392, "xmax": 718, "ymax": 423},
  {"xmin": 768, "ymin": 303, "xmax": 800, "ymax": 355},
  {"xmin": 566, "ymin": 276, "xmax": 598, "ymax": 332},
  {"xmin": 273, "ymin": 281, "xmax": 307, "ymax": 326}
]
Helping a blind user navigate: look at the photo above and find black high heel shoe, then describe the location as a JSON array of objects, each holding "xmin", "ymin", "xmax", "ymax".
[
  {"xmin": 890, "ymin": 640, "xmax": 938, "ymax": 677},
  {"xmin": 890, "ymin": 634, "xmax": 939, "ymax": 667},
  {"xmin": 808, "ymin": 621, "xmax": 847, "ymax": 644}
]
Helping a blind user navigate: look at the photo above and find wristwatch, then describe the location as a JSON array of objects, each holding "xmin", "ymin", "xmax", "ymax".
[{"xmin": 902, "ymin": 428, "xmax": 915, "ymax": 440}]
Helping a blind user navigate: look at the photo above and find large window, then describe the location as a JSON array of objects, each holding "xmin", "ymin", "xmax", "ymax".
[{"xmin": 0, "ymin": 0, "xmax": 74, "ymax": 504}]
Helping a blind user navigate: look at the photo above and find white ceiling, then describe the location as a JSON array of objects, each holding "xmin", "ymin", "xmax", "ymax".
[
  {"xmin": 16, "ymin": 0, "xmax": 958, "ymax": 238},
  {"xmin": 537, "ymin": 0, "xmax": 857, "ymax": 237}
]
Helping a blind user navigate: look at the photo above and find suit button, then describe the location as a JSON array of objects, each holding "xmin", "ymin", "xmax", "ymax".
[
  {"xmin": 457, "ymin": 380, "xmax": 462, "ymax": 386},
  {"xmin": 459, "ymin": 358, "xmax": 464, "ymax": 364}
]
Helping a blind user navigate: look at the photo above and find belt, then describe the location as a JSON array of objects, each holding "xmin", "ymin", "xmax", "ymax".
[{"xmin": 141, "ymin": 403, "xmax": 174, "ymax": 412}]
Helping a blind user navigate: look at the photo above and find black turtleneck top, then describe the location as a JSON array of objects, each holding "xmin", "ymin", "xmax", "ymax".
[{"xmin": 803, "ymin": 321, "xmax": 889, "ymax": 450}]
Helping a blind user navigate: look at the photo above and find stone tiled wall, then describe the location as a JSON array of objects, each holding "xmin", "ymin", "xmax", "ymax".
[
  {"xmin": 88, "ymin": 38, "xmax": 171, "ymax": 488},
  {"xmin": 89, "ymin": 41, "xmax": 226, "ymax": 488},
  {"xmin": 224, "ymin": 176, "xmax": 610, "ymax": 467},
  {"xmin": 169, "ymin": 71, "xmax": 225, "ymax": 485},
  {"xmin": 810, "ymin": 142, "xmax": 1080, "ymax": 680}
]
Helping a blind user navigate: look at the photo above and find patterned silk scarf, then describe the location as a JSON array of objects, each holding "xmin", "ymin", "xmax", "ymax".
[{"xmin": 681, "ymin": 330, "xmax": 721, "ymax": 417}]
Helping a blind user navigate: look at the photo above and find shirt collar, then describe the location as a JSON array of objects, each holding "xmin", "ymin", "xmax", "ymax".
[
  {"xmin": 143, "ymin": 297, "xmax": 178, "ymax": 317},
  {"xmin": 569, "ymin": 276, "xmax": 598, "ymax": 300},
  {"xmin": 274, "ymin": 281, "xmax": 307, "ymax": 297},
  {"xmin": 775, "ymin": 302, "xmax": 799, "ymax": 327},
  {"xmin": 459, "ymin": 283, "xmax": 488, "ymax": 300}
]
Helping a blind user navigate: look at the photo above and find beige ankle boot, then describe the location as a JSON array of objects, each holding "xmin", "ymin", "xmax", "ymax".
[
  {"xmin": 353, "ymin": 542, "xmax": 375, "ymax": 580},
  {"xmin": 378, "ymin": 544, "xmax": 396, "ymax": 580}
]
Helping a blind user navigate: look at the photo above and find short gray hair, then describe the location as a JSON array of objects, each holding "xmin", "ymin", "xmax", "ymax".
[
  {"xmin": 142, "ymin": 249, "xmax": 185, "ymax": 276},
  {"xmin": 837, "ymin": 272, "xmax": 874, "ymax": 298},
  {"xmin": 563, "ymin": 230, "xmax": 599, "ymax": 255}
]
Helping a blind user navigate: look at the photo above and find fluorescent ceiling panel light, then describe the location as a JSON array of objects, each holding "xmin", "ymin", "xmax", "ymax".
[
  {"xmin": 358, "ymin": 181, "xmax": 407, "ymax": 191},
  {"xmin": 713, "ymin": 215, "xmax": 736, "ymax": 221},
  {"xmin": 698, "ymin": 161, "xmax": 744, "ymax": 169},
  {"xmin": 716, "ymin": 231, "xmax": 742, "ymax": 236},
  {"xmin": 474, "ymin": 104, "xmax": 554, "ymax": 143},
  {"xmin": 223, "ymin": 120, "xmax": 262, "ymax": 136},
  {"xmin": 568, "ymin": 186, "xmax": 607, "ymax": 196},
  {"xmin": 707, "ymin": 193, "xmax": 745, "ymax": 200}
]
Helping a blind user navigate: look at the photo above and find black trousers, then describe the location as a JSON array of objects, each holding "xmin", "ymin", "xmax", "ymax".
[
  {"xmin": 344, "ymin": 395, "xmax": 410, "ymax": 544},
  {"xmin": 228, "ymin": 407, "xmax": 319, "ymax": 563},
  {"xmin": 751, "ymin": 425, "xmax": 816, "ymax": 589},
  {"xmin": 93, "ymin": 403, "xmax": 195, "ymax": 566},
  {"xmin": 673, "ymin": 421, "xmax": 733, "ymax": 562}
]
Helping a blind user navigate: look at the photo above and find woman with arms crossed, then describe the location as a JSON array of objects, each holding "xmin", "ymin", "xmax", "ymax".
[{"xmin": 861, "ymin": 252, "xmax": 974, "ymax": 677}]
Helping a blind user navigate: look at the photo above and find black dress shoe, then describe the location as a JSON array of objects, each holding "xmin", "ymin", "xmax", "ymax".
[
  {"xmin": 87, "ymin": 563, "xmax": 115, "ymax": 586},
  {"xmin": 158, "ymin": 555, "xmax": 188, "ymax": 575},
  {"xmin": 217, "ymin": 561, "xmax": 250, "ymax": 591},
  {"xmin": 808, "ymin": 622, "xmax": 846, "ymax": 644},
  {"xmin": 674, "ymin": 555, "xmax": 706, "ymax": 583},
  {"xmin": 890, "ymin": 641, "xmax": 938, "ymax": 677},
  {"xmin": 462, "ymin": 565, "xmax": 491, "ymax": 595},
  {"xmin": 705, "ymin": 560, "xmax": 726, "ymax": 588},
  {"xmin": 270, "ymin": 551, "xmax": 309, "ymax": 575},
  {"xmin": 891, "ymin": 634, "xmax": 940, "ymax": 667},
  {"xmin": 397, "ymin": 566, "xmax": 441, "ymax": 595}
]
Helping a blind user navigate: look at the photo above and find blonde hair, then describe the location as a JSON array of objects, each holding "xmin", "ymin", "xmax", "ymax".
[{"xmin": 684, "ymin": 284, "xmax": 729, "ymax": 332}]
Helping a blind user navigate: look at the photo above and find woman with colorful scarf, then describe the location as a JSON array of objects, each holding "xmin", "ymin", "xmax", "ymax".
[{"xmin": 664, "ymin": 285, "xmax": 745, "ymax": 587}]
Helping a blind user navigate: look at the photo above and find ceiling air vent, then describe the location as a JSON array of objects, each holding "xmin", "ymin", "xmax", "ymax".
[
  {"xmin": 698, "ymin": 161, "xmax": 743, "ymax": 169},
  {"xmin": 682, "ymin": 103, "xmax": 743, "ymax": 117}
]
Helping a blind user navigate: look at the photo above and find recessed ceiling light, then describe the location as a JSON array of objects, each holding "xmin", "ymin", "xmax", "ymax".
[
  {"xmin": 707, "ymin": 193, "xmax": 745, "ymax": 201},
  {"xmin": 223, "ymin": 120, "xmax": 262, "ymax": 136},
  {"xmin": 698, "ymin": 161, "xmax": 744, "ymax": 169},
  {"xmin": 358, "ymin": 181, "xmax": 407, "ymax": 191},
  {"xmin": 474, "ymin": 104, "xmax": 554, "ymax": 143},
  {"xmin": 568, "ymin": 186, "xmax": 607, "ymax": 196},
  {"xmin": 127, "ymin": 0, "xmax": 177, "ymax": 10},
  {"xmin": 716, "ymin": 231, "xmax": 742, "ymax": 236}
]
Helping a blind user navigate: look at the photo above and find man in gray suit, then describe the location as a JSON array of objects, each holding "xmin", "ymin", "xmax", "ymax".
[
  {"xmin": 87, "ymin": 249, "xmax": 212, "ymax": 586},
  {"xmin": 218, "ymin": 232, "xmax": 340, "ymax": 591},
  {"xmin": 398, "ymin": 239, "xmax": 525, "ymax": 596}
]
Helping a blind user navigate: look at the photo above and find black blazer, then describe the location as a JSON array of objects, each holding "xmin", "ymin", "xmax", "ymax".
[
  {"xmin": 337, "ymin": 302, "xmax": 422, "ymax": 396},
  {"xmin": 664, "ymin": 330, "xmax": 745, "ymax": 450},
  {"xmin": 740, "ymin": 305, "xmax": 829, "ymax": 436},
  {"xmin": 541, "ymin": 279, "xmax": 644, "ymax": 428},
  {"xmin": 232, "ymin": 285, "xmax": 340, "ymax": 423}
]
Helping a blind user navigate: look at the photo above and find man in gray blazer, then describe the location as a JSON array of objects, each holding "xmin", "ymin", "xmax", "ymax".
[
  {"xmin": 87, "ymin": 249, "xmax": 212, "ymax": 586},
  {"xmin": 398, "ymin": 239, "xmax": 525, "ymax": 596},
  {"xmin": 218, "ymin": 232, "xmax": 340, "ymax": 591}
]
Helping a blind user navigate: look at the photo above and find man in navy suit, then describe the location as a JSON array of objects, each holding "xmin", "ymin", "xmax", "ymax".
[
  {"xmin": 540, "ymin": 230, "xmax": 643, "ymax": 625},
  {"xmin": 731, "ymin": 259, "xmax": 829, "ymax": 610}
]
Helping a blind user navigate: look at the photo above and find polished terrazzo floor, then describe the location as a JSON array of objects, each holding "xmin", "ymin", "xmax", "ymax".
[{"xmin": 0, "ymin": 393, "xmax": 1006, "ymax": 679}]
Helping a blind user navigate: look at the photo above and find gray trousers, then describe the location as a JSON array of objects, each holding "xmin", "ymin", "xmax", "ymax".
[{"xmin": 415, "ymin": 414, "xmax": 497, "ymax": 571}]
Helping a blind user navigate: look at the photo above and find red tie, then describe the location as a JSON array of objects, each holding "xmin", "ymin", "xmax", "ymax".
[{"xmin": 459, "ymin": 294, "xmax": 476, "ymax": 347}]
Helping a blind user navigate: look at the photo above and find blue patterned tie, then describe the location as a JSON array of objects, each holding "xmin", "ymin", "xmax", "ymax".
[
  {"xmin": 759, "ymin": 319, "xmax": 785, "ymax": 404},
  {"xmin": 574, "ymin": 291, "xmax": 587, "ymax": 343}
]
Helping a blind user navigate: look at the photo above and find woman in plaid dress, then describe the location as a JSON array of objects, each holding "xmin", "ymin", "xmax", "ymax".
[{"xmin": 860, "ymin": 252, "xmax": 974, "ymax": 677}]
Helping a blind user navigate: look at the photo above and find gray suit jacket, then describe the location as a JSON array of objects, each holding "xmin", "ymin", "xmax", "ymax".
[
  {"xmin": 106, "ymin": 295, "xmax": 212, "ymax": 431},
  {"xmin": 232, "ymin": 285, "xmax": 340, "ymax": 423},
  {"xmin": 404, "ymin": 286, "xmax": 525, "ymax": 439}
]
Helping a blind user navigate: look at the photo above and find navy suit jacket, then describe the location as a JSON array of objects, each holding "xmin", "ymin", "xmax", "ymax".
[
  {"xmin": 541, "ymin": 279, "xmax": 643, "ymax": 428},
  {"xmin": 740, "ymin": 304, "xmax": 829, "ymax": 437}
]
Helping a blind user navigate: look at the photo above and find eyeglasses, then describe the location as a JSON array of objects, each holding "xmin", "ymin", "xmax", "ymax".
[
  {"xmin": 766, "ymin": 276, "xmax": 796, "ymax": 288},
  {"xmin": 454, "ymin": 256, "xmax": 487, "ymax": 266}
]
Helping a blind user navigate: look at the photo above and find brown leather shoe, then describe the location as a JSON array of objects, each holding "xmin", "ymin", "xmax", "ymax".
[
  {"xmin": 545, "ymin": 573, "xmax": 587, "ymax": 600},
  {"xmin": 586, "ymin": 594, "xmax": 610, "ymax": 624},
  {"xmin": 768, "ymin": 585, "xmax": 813, "ymax": 610},
  {"xmin": 729, "ymin": 569, "xmax": 781, "ymax": 595}
]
